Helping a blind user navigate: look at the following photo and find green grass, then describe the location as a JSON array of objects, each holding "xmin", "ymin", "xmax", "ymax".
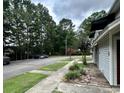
[
  {"xmin": 79, "ymin": 56, "xmax": 92, "ymax": 61},
  {"xmin": 60, "ymin": 58, "xmax": 74, "ymax": 61},
  {"xmin": 39, "ymin": 61, "xmax": 69, "ymax": 71},
  {"xmin": 3, "ymin": 73, "xmax": 48, "ymax": 93}
]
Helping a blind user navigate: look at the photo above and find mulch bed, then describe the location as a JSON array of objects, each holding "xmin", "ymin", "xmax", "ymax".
[{"xmin": 64, "ymin": 63, "xmax": 111, "ymax": 88}]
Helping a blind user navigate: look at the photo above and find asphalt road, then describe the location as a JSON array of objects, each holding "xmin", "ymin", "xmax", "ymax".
[{"xmin": 3, "ymin": 56, "xmax": 70, "ymax": 80}]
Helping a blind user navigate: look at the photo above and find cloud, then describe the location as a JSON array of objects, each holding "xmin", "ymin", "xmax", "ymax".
[
  {"xmin": 31, "ymin": 0, "xmax": 115, "ymax": 29},
  {"xmin": 53, "ymin": 0, "xmax": 114, "ymax": 20}
]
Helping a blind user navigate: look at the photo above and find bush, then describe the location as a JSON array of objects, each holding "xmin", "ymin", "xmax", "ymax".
[
  {"xmin": 64, "ymin": 63, "xmax": 86, "ymax": 81},
  {"xmin": 79, "ymin": 68, "xmax": 86, "ymax": 75},
  {"xmin": 69, "ymin": 65, "xmax": 75, "ymax": 70},
  {"xmin": 69, "ymin": 63, "xmax": 80, "ymax": 71},
  {"xmin": 64, "ymin": 71, "xmax": 80, "ymax": 80}
]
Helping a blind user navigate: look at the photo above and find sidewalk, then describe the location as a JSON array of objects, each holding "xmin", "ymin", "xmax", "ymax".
[
  {"xmin": 25, "ymin": 59, "xmax": 76, "ymax": 93},
  {"xmin": 57, "ymin": 82, "xmax": 119, "ymax": 93},
  {"xmin": 57, "ymin": 82, "xmax": 113, "ymax": 93},
  {"xmin": 25, "ymin": 59, "xmax": 119, "ymax": 93}
]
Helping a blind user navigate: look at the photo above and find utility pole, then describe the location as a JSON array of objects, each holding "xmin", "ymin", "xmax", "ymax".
[
  {"xmin": 65, "ymin": 35, "xmax": 67, "ymax": 55},
  {"xmin": 69, "ymin": 46, "xmax": 72, "ymax": 60}
]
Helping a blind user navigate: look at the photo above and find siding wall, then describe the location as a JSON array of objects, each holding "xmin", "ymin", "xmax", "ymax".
[
  {"xmin": 95, "ymin": 46, "xmax": 99, "ymax": 66},
  {"xmin": 97, "ymin": 34, "xmax": 110, "ymax": 82}
]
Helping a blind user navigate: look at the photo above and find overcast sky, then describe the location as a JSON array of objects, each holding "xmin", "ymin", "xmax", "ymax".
[{"xmin": 31, "ymin": 0, "xmax": 115, "ymax": 30}]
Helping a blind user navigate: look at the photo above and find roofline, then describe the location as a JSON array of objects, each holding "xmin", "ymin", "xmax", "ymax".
[
  {"xmin": 91, "ymin": 18, "xmax": 120, "ymax": 47},
  {"xmin": 108, "ymin": 0, "xmax": 120, "ymax": 15}
]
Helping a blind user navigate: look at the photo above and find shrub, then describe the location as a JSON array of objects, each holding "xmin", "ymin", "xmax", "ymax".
[
  {"xmin": 69, "ymin": 65, "xmax": 75, "ymax": 70},
  {"xmin": 64, "ymin": 71, "xmax": 80, "ymax": 80},
  {"xmin": 69, "ymin": 63, "xmax": 80, "ymax": 71},
  {"xmin": 79, "ymin": 68, "xmax": 86, "ymax": 75}
]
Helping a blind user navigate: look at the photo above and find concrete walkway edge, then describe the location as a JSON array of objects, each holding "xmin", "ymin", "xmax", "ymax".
[{"xmin": 25, "ymin": 59, "xmax": 78, "ymax": 93}]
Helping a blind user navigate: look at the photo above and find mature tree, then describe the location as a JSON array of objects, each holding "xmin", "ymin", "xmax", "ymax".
[
  {"xmin": 3, "ymin": 0, "xmax": 12, "ymax": 51},
  {"xmin": 3, "ymin": 0, "xmax": 59, "ymax": 60},
  {"xmin": 77, "ymin": 10, "xmax": 107, "ymax": 64},
  {"xmin": 3, "ymin": 0, "xmax": 79, "ymax": 60},
  {"xmin": 79, "ymin": 10, "xmax": 107, "ymax": 35},
  {"xmin": 55, "ymin": 18, "xmax": 76, "ymax": 55},
  {"xmin": 78, "ymin": 10, "xmax": 107, "ymax": 52}
]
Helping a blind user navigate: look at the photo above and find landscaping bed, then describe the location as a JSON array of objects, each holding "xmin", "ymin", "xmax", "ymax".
[{"xmin": 64, "ymin": 63, "xmax": 110, "ymax": 88}]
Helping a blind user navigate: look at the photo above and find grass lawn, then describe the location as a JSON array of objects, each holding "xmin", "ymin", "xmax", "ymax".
[
  {"xmin": 60, "ymin": 58, "xmax": 74, "ymax": 61},
  {"xmin": 39, "ymin": 61, "xmax": 69, "ymax": 71},
  {"xmin": 79, "ymin": 56, "xmax": 92, "ymax": 61},
  {"xmin": 4, "ymin": 73, "xmax": 48, "ymax": 93}
]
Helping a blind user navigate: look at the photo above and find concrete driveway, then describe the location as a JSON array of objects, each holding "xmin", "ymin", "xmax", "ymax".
[{"xmin": 3, "ymin": 56, "xmax": 69, "ymax": 80}]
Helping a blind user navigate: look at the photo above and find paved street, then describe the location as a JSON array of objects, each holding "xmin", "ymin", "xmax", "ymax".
[{"xmin": 3, "ymin": 56, "xmax": 70, "ymax": 80}]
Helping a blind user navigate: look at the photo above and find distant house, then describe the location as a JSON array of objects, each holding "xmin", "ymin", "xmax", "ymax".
[{"xmin": 90, "ymin": 0, "xmax": 120, "ymax": 86}]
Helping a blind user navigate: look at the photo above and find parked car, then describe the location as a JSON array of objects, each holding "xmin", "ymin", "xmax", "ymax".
[
  {"xmin": 32, "ymin": 54, "xmax": 48, "ymax": 59},
  {"xmin": 3, "ymin": 56, "xmax": 10, "ymax": 65},
  {"xmin": 40, "ymin": 54, "xmax": 48, "ymax": 59},
  {"xmin": 32, "ymin": 55, "xmax": 40, "ymax": 59}
]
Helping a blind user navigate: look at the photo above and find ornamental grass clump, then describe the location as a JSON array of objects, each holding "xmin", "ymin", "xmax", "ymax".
[
  {"xmin": 64, "ymin": 70, "xmax": 80, "ymax": 81},
  {"xmin": 69, "ymin": 63, "xmax": 80, "ymax": 71},
  {"xmin": 79, "ymin": 68, "xmax": 86, "ymax": 75},
  {"xmin": 64, "ymin": 61, "xmax": 87, "ymax": 81}
]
